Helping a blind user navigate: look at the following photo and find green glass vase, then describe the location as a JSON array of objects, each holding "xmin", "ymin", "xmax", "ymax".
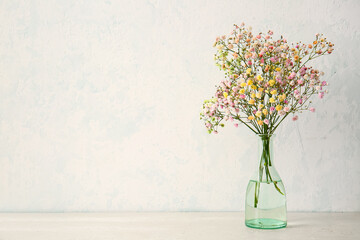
[{"xmin": 245, "ymin": 134, "xmax": 287, "ymax": 229}]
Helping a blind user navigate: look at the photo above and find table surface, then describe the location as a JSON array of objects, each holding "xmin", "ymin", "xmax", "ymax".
[{"xmin": 0, "ymin": 212, "xmax": 359, "ymax": 240}]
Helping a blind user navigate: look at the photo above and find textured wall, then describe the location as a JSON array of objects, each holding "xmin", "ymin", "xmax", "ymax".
[{"xmin": 0, "ymin": 0, "xmax": 359, "ymax": 212}]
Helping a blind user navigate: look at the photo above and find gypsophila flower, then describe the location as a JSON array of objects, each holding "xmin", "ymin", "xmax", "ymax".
[{"xmin": 200, "ymin": 23, "xmax": 334, "ymax": 134}]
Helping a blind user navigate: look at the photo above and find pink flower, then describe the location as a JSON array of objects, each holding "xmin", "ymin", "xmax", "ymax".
[
  {"xmin": 240, "ymin": 94, "xmax": 246, "ymax": 99},
  {"xmin": 268, "ymin": 30, "xmax": 273, "ymax": 35},
  {"xmin": 300, "ymin": 67, "xmax": 307, "ymax": 76},
  {"xmin": 292, "ymin": 115, "xmax": 298, "ymax": 121},
  {"xmin": 264, "ymin": 119, "xmax": 269, "ymax": 125},
  {"xmin": 285, "ymin": 59, "xmax": 291, "ymax": 66},
  {"xmin": 234, "ymin": 123, "xmax": 238, "ymax": 128},
  {"xmin": 284, "ymin": 107, "xmax": 290, "ymax": 112},
  {"xmin": 321, "ymin": 81, "xmax": 327, "ymax": 86},
  {"xmin": 256, "ymin": 35, "xmax": 261, "ymax": 39},
  {"xmin": 310, "ymin": 107, "xmax": 315, "ymax": 112},
  {"xmin": 288, "ymin": 72, "xmax": 296, "ymax": 80},
  {"xmin": 319, "ymin": 92, "xmax": 324, "ymax": 99},
  {"xmin": 270, "ymin": 57, "xmax": 276, "ymax": 63},
  {"xmin": 270, "ymin": 106, "xmax": 275, "ymax": 113}
]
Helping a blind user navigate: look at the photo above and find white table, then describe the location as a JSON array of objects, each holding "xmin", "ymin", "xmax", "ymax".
[{"xmin": 0, "ymin": 212, "xmax": 358, "ymax": 240}]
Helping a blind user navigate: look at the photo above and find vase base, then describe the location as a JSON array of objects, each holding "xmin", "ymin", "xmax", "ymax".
[{"xmin": 245, "ymin": 218, "xmax": 287, "ymax": 229}]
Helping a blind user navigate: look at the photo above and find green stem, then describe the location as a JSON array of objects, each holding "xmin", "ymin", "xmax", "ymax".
[{"xmin": 254, "ymin": 135, "xmax": 284, "ymax": 208}]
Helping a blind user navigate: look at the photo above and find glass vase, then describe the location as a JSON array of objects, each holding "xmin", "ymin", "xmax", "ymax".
[{"xmin": 245, "ymin": 134, "xmax": 287, "ymax": 229}]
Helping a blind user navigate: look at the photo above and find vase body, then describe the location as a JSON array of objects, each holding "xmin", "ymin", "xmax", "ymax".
[{"xmin": 245, "ymin": 134, "xmax": 287, "ymax": 229}]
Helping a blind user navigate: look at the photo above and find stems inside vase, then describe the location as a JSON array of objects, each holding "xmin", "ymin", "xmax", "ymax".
[{"xmin": 254, "ymin": 135, "xmax": 284, "ymax": 208}]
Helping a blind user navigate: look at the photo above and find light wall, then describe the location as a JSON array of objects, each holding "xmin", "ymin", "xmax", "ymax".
[{"xmin": 0, "ymin": 0, "xmax": 359, "ymax": 212}]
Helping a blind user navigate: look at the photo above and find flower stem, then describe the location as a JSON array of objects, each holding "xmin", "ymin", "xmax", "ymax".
[{"xmin": 254, "ymin": 135, "xmax": 284, "ymax": 208}]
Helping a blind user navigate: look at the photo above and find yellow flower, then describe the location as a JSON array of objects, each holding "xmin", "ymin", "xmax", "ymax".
[
  {"xmin": 259, "ymin": 104, "xmax": 264, "ymax": 109},
  {"xmin": 256, "ymin": 75, "xmax": 263, "ymax": 81},
  {"xmin": 239, "ymin": 89, "xmax": 245, "ymax": 94},
  {"xmin": 268, "ymin": 80, "xmax": 276, "ymax": 86},
  {"xmin": 240, "ymin": 82, "xmax": 247, "ymax": 87},
  {"xmin": 251, "ymin": 93, "xmax": 256, "ymax": 99},
  {"xmin": 246, "ymin": 68, "xmax": 252, "ymax": 75},
  {"xmin": 223, "ymin": 92, "xmax": 228, "ymax": 98},
  {"xmin": 248, "ymin": 116, "xmax": 255, "ymax": 120},
  {"xmin": 247, "ymin": 80, "xmax": 253, "ymax": 86},
  {"xmin": 255, "ymin": 111, "xmax": 262, "ymax": 118},
  {"xmin": 256, "ymin": 92, "xmax": 262, "ymax": 98},
  {"xmin": 251, "ymin": 85, "xmax": 257, "ymax": 90},
  {"xmin": 262, "ymin": 109, "xmax": 268, "ymax": 115},
  {"xmin": 258, "ymin": 120, "xmax": 264, "ymax": 126},
  {"xmin": 258, "ymin": 88, "xmax": 264, "ymax": 92},
  {"xmin": 269, "ymin": 98, "xmax": 276, "ymax": 103},
  {"xmin": 248, "ymin": 99, "xmax": 255, "ymax": 105},
  {"xmin": 276, "ymin": 105, "xmax": 283, "ymax": 111},
  {"xmin": 276, "ymin": 67, "xmax": 281, "ymax": 72},
  {"xmin": 278, "ymin": 94, "xmax": 286, "ymax": 102},
  {"xmin": 270, "ymin": 89, "xmax": 277, "ymax": 95}
]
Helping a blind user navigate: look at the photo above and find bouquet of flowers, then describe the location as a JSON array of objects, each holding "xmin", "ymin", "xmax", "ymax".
[
  {"xmin": 200, "ymin": 24, "xmax": 334, "ymax": 223},
  {"xmin": 200, "ymin": 23, "xmax": 334, "ymax": 135}
]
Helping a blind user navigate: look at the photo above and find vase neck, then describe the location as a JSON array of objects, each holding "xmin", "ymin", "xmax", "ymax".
[{"xmin": 257, "ymin": 134, "xmax": 275, "ymax": 167}]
